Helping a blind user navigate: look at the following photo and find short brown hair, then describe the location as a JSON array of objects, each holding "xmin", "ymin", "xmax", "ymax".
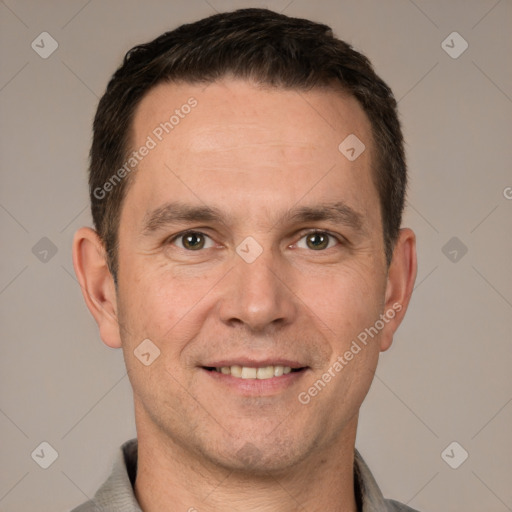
[{"xmin": 89, "ymin": 8, "xmax": 407, "ymax": 283}]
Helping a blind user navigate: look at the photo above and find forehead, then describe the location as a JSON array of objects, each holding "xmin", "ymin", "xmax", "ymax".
[
  {"xmin": 124, "ymin": 78, "xmax": 379, "ymax": 232},
  {"xmin": 132, "ymin": 78, "xmax": 371, "ymax": 153}
]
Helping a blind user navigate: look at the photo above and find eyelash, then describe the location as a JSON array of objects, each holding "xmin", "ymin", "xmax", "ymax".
[{"xmin": 167, "ymin": 229, "xmax": 344, "ymax": 251}]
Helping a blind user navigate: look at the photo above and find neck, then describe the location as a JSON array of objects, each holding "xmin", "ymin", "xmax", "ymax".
[{"xmin": 134, "ymin": 406, "xmax": 359, "ymax": 512}]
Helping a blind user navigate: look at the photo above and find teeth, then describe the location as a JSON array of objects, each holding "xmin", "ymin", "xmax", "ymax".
[
  {"xmin": 241, "ymin": 367, "xmax": 257, "ymax": 379},
  {"xmin": 256, "ymin": 366, "xmax": 274, "ymax": 379},
  {"xmin": 274, "ymin": 365, "xmax": 284, "ymax": 377},
  {"xmin": 215, "ymin": 365, "xmax": 295, "ymax": 380},
  {"xmin": 230, "ymin": 365, "xmax": 242, "ymax": 377}
]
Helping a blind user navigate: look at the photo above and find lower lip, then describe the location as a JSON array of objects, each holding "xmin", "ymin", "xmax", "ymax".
[{"xmin": 201, "ymin": 368, "xmax": 308, "ymax": 396}]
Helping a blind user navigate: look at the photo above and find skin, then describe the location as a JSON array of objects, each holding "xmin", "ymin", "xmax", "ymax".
[{"xmin": 73, "ymin": 78, "xmax": 417, "ymax": 512}]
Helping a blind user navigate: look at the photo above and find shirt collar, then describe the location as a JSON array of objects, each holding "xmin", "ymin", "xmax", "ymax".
[{"xmin": 91, "ymin": 438, "xmax": 392, "ymax": 512}]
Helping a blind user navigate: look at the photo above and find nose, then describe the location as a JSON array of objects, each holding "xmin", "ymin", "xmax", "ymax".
[{"xmin": 217, "ymin": 248, "xmax": 297, "ymax": 333}]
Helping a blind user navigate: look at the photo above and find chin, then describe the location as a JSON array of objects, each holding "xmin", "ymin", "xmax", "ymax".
[{"xmin": 205, "ymin": 434, "xmax": 312, "ymax": 476}]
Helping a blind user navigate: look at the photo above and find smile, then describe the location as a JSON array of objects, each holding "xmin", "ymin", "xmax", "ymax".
[
  {"xmin": 201, "ymin": 359, "xmax": 309, "ymax": 395},
  {"xmin": 207, "ymin": 365, "xmax": 302, "ymax": 379}
]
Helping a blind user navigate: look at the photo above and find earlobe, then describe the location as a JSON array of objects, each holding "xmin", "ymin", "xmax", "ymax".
[
  {"xmin": 72, "ymin": 227, "xmax": 122, "ymax": 349},
  {"xmin": 380, "ymin": 228, "xmax": 417, "ymax": 352}
]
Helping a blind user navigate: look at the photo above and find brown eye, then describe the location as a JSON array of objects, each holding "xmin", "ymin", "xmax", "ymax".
[
  {"xmin": 172, "ymin": 231, "xmax": 213, "ymax": 250},
  {"xmin": 306, "ymin": 232, "xmax": 329, "ymax": 250},
  {"xmin": 295, "ymin": 231, "xmax": 339, "ymax": 251},
  {"xmin": 183, "ymin": 233, "xmax": 204, "ymax": 250}
]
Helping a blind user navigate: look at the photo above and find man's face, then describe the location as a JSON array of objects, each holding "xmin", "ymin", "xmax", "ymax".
[{"xmin": 115, "ymin": 79, "xmax": 393, "ymax": 472}]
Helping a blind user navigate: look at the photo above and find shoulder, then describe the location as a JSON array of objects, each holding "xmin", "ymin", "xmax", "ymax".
[
  {"xmin": 385, "ymin": 498, "xmax": 421, "ymax": 511},
  {"xmin": 69, "ymin": 500, "xmax": 99, "ymax": 512},
  {"xmin": 68, "ymin": 438, "xmax": 140, "ymax": 512},
  {"xmin": 354, "ymin": 449, "xmax": 421, "ymax": 512}
]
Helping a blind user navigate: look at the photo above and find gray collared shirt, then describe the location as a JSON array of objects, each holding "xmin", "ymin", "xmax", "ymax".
[{"xmin": 70, "ymin": 438, "xmax": 419, "ymax": 512}]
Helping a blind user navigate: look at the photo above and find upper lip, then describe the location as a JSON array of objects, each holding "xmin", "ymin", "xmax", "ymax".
[{"xmin": 202, "ymin": 358, "xmax": 307, "ymax": 369}]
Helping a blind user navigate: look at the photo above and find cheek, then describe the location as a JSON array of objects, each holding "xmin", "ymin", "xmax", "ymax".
[
  {"xmin": 116, "ymin": 269, "xmax": 209, "ymax": 406},
  {"xmin": 300, "ymin": 262, "xmax": 384, "ymax": 341},
  {"xmin": 300, "ymin": 267, "xmax": 383, "ymax": 419},
  {"xmin": 117, "ymin": 260, "xmax": 219, "ymax": 348}
]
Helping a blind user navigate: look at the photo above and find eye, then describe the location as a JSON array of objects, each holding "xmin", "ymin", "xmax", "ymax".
[
  {"xmin": 170, "ymin": 231, "xmax": 215, "ymax": 251},
  {"xmin": 295, "ymin": 231, "xmax": 340, "ymax": 251}
]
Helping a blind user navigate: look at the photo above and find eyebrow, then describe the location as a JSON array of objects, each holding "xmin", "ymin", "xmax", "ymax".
[
  {"xmin": 283, "ymin": 202, "xmax": 365, "ymax": 233},
  {"xmin": 141, "ymin": 200, "xmax": 366, "ymax": 236}
]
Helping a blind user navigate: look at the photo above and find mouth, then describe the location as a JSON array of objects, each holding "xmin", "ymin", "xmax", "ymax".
[
  {"xmin": 202, "ymin": 365, "xmax": 307, "ymax": 380},
  {"xmin": 199, "ymin": 359, "xmax": 309, "ymax": 396}
]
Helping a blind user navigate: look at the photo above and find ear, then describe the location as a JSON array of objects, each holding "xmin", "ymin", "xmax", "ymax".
[
  {"xmin": 379, "ymin": 228, "xmax": 417, "ymax": 352},
  {"xmin": 72, "ymin": 227, "xmax": 122, "ymax": 348}
]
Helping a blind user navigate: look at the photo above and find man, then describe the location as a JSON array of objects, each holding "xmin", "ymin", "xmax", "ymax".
[{"xmin": 71, "ymin": 7, "xmax": 418, "ymax": 512}]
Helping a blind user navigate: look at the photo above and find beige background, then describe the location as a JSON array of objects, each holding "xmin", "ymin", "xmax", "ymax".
[{"xmin": 1, "ymin": 0, "xmax": 511, "ymax": 511}]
